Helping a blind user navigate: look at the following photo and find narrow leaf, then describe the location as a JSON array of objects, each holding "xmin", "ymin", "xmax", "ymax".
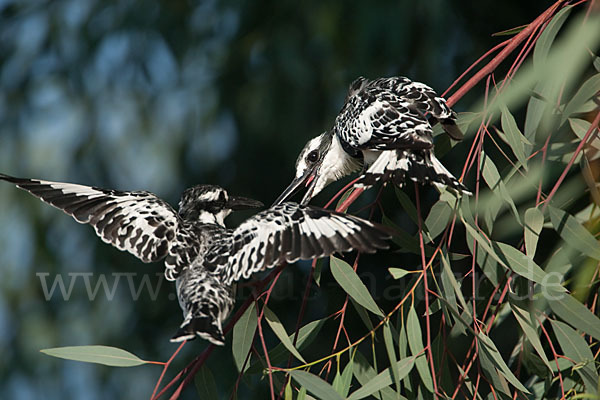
[
  {"xmin": 546, "ymin": 287, "xmax": 600, "ymax": 341},
  {"xmin": 549, "ymin": 205, "xmax": 600, "ymax": 260},
  {"xmin": 40, "ymin": 345, "xmax": 147, "ymax": 367},
  {"xmin": 246, "ymin": 318, "xmax": 326, "ymax": 374},
  {"xmin": 263, "ymin": 307, "xmax": 306, "ymax": 363},
  {"xmin": 533, "ymin": 6, "xmax": 572, "ymax": 69},
  {"xmin": 195, "ymin": 366, "xmax": 219, "ymax": 400},
  {"xmin": 462, "ymin": 218, "xmax": 554, "ymax": 286},
  {"xmin": 424, "ymin": 199, "xmax": 453, "ymax": 242},
  {"xmin": 353, "ymin": 351, "xmax": 398, "ymax": 400},
  {"xmin": 232, "ymin": 302, "xmax": 257, "ymax": 372},
  {"xmin": 330, "ymin": 256, "xmax": 383, "ymax": 317},
  {"xmin": 289, "ymin": 370, "xmax": 344, "ymax": 400},
  {"xmin": 551, "ymin": 320, "xmax": 599, "ymax": 394},
  {"xmin": 388, "ymin": 268, "xmax": 411, "ymax": 280},
  {"xmin": 332, "ymin": 358, "xmax": 354, "ymax": 398},
  {"xmin": 407, "ymin": 306, "xmax": 434, "ymax": 392},
  {"xmin": 562, "ymin": 73, "xmax": 600, "ymax": 124},
  {"xmin": 501, "ymin": 106, "xmax": 530, "ymax": 168},
  {"xmin": 509, "ymin": 302, "xmax": 551, "ymax": 370},
  {"xmin": 478, "ymin": 334, "xmax": 530, "ymax": 393},
  {"xmin": 480, "ymin": 151, "xmax": 521, "ymax": 224},
  {"xmin": 347, "ymin": 357, "xmax": 414, "ymax": 400},
  {"xmin": 394, "ymin": 187, "xmax": 420, "ymax": 225},
  {"xmin": 349, "ymin": 297, "xmax": 374, "ymax": 331},
  {"xmin": 524, "ymin": 207, "xmax": 544, "ymax": 257},
  {"xmin": 383, "ymin": 321, "xmax": 400, "ymax": 393}
]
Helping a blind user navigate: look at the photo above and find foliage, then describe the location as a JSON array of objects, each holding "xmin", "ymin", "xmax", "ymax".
[
  {"xmin": 2, "ymin": 0, "xmax": 600, "ymax": 399},
  {"xmin": 37, "ymin": 2, "xmax": 600, "ymax": 399}
]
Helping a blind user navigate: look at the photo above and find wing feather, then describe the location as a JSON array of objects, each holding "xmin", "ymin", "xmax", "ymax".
[
  {"xmin": 209, "ymin": 203, "xmax": 391, "ymax": 285},
  {"xmin": 0, "ymin": 174, "xmax": 181, "ymax": 265}
]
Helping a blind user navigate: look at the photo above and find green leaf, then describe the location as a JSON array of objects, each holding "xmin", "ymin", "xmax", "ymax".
[
  {"xmin": 562, "ymin": 73, "xmax": 600, "ymax": 124},
  {"xmin": 353, "ymin": 351, "xmax": 398, "ymax": 400},
  {"xmin": 477, "ymin": 344, "xmax": 512, "ymax": 397},
  {"xmin": 424, "ymin": 199, "xmax": 453, "ymax": 243},
  {"xmin": 349, "ymin": 297, "xmax": 374, "ymax": 331},
  {"xmin": 494, "ymin": 242, "xmax": 556, "ymax": 287},
  {"xmin": 382, "ymin": 321, "xmax": 400, "ymax": 393},
  {"xmin": 297, "ymin": 386, "xmax": 307, "ymax": 400},
  {"xmin": 332, "ymin": 358, "xmax": 354, "ymax": 398},
  {"xmin": 232, "ymin": 302, "xmax": 257, "ymax": 372},
  {"xmin": 330, "ymin": 256, "xmax": 383, "ymax": 317},
  {"xmin": 508, "ymin": 301, "xmax": 551, "ymax": 370},
  {"xmin": 492, "ymin": 24, "xmax": 527, "ymax": 37},
  {"xmin": 313, "ymin": 258, "xmax": 324, "ymax": 287},
  {"xmin": 406, "ymin": 306, "xmax": 433, "ymax": 392},
  {"xmin": 347, "ymin": 357, "xmax": 414, "ymax": 400},
  {"xmin": 478, "ymin": 333, "xmax": 530, "ymax": 393},
  {"xmin": 284, "ymin": 380, "xmax": 293, "ymax": 400},
  {"xmin": 524, "ymin": 82, "xmax": 552, "ymax": 141},
  {"xmin": 549, "ymin": 205, "xmax": 600, "ymax": 261},
  {"xmin": 289, "ymin": 370, "xmax": 344, "ymax": 400},
  {"xmin": 263, "ymin": 307, "xmax": 306, "ymax": 363},
  {"xmin": 195, "ymin": 366, "xmax": 219, "ymax": 400},
  {"xmin": 486, "ymin": 12, "xmax": 600, "ymax": 123},
  {"xmin": 462, "ymin": 218, "xmax": 555, "ymax": 287},
  {"xmin": 388, "ymin": 268, "xmax": 411, "ymax": 280},
  {"xmin": 440, "ymin": 249, "xmax": 471, "ymax": 321},
  {"xmin": 569, "ymin": 118, "xmax": 600, "ymax": 151},
  {"xmin": 246, "ymin": 318, "xmax": 326, "ymax": 374},
  {"xmin": 383, "ymin": 215, "xmax": 436, "ymax": 256},
  {"xmin": 524, "ymin": 207, "xmax": 544, "ymax": 257},
  {"xmin": 551, "ymin": 320, "xmax": 599, "ymax": 394},
  {"xmin": 40, "ymin": 345, "xmax": 148, "ymax": 367},
  {"xmin": 533, "ymin": 6, "xmax": 572, "ymax": 69},
  {"xmin": 501, "ymin": 106, "xmax": 531, "ymax": 169},
  {"xmin": 394, "ymin": 187, "xmax": 420, "ymax": 226},
  {"xmin": 546, "ymin": 287, "xmax": 600, "ymax": 342},
  {"xmin": 480, "ymin": 151, "xmax": 521, "ymax": 224}
]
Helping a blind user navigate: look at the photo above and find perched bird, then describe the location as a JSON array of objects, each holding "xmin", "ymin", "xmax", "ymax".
[
  {"xmin": 274, "ymin": 76, "xmax": 470, "ymax": 206},
  {"xmin": 0, "ymin": 173, "xmax": 390, "ymax": 345}
]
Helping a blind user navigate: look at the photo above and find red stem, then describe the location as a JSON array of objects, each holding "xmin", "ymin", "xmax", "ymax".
[
  {"xmin": 414, "ymin": 182, "xmax": 439, "ymax": 397},
  {"xmin": 541, "ymin": 111, "xmax": 600, "ymax": 212}
]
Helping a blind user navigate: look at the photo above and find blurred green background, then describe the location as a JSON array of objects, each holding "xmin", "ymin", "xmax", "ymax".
[{"xmin": 0, "ymin": 1, "xmax": 553, "ymax": 398}]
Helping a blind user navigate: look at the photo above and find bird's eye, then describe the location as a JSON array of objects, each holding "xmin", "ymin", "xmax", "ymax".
[{"xmin": 306, "ymin": 150, "xmax": 319, "ymax": 163}]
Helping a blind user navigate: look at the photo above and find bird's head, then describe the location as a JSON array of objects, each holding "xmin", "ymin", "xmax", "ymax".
[
  {"xmin": 179, "ymin": 185, "xmax": 263, "ymax": 225},
  {"xmin": 273, "ymin": 131, "xmax": 346, "ymax": 206}
]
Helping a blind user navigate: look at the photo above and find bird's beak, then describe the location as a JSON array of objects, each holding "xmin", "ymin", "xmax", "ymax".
[
  {"xmin": 272, "ymin": 166, "xmax": 319, "ymax": 206},
  {"xmin": 227, "ymin": 196, "xmax": 264, "ymax": 211}
]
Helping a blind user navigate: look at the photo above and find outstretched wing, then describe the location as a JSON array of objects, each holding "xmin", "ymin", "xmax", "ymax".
[
  {"xmin": 335, "ymin": 76, "xmax": 461, "ymax": 151},
  {"xmin": 206, "ymin": 202, "xmax": 391, "ymax": 285},
  {"xmin": 0, "ymin": 173, "xmax": 180, "ymax": 264}
]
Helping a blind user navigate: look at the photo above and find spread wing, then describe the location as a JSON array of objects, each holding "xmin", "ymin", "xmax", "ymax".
[
  {"xmin": 0, "ymin": 173, "xmax": 180, "ymax": 265},
  {"xmin": 335, "ymin": 76, "xmax": 461, "ymax": 150},
  {"xmin": 206, "ymin": 202, "xmax": 391, "ymax": 285}
]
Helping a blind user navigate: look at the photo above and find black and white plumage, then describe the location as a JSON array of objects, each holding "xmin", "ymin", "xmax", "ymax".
[
  {"xmin": 273, "ymin": 76, "xmax": 470, "ymax": 206},
  {"xmin": 0, "ymin": 173, "xmax": 390, "ymax": 345}
]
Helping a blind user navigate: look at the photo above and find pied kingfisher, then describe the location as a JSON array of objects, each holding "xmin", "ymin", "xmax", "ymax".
[
  {"xmin": 1, "ymin": 173, "xmax": 390, "ymax": 345},
  {"xmin": 274, "ymin": 76, "xmax": 471, "ymax": 206}
]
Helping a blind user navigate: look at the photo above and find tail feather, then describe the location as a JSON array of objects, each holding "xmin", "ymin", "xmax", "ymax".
[
  {"xmin": 355, "ymin": 150, "xmax": 471, "ymax": 195},
  {"xmin": 170, "ymin": 316, "xmax": 225, "ymax": 346}
]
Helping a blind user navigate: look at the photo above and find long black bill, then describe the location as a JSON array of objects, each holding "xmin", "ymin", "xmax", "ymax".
[
  {"xmin": 272, "ymin": 166, "xmax": 320, "ymax": 207},
  {"xmin": 227, "ymin": 196, "xmax": 264, "ymax": 211}
]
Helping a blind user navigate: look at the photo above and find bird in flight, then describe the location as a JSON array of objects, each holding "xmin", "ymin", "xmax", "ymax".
[
  {"xmin": 274, "ymin": 76, "xmax": 470, "ymax": 206},
  {"xmin": 0, "ymin": 173, "xmax": 390, "ymax": 345}
]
